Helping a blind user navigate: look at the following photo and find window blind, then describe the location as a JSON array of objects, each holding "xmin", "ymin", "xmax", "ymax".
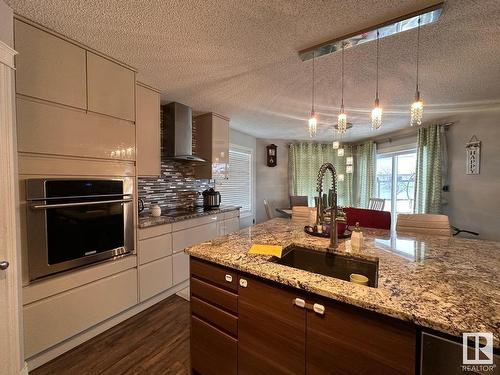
[{"xmin": 216, "ymin": 148, "xmax": 252, "ymax": 215}]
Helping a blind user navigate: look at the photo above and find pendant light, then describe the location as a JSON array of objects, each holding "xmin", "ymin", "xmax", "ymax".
[
  {"xmin": 371, "ymin": 30, "xmax": 382, "ymax": 130},
  {"xmin": 308, "ymin": 51, "xmax": 318, "ymax": 137},
  {"xmin": 410, "ymin": 17, "xmax": 424, "ymax": 126},
  {"xmin": 337, "ymin": 43, "xmax": 347, "ymax": 134},
  {"xmin": 332, "ymin": 140, "xmax": 340, "ymax": 149}
]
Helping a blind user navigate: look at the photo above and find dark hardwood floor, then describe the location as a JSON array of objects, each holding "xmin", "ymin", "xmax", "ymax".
[{"xmin": 31, "ymin": 295, "xmax": 191, "ymax": 375}]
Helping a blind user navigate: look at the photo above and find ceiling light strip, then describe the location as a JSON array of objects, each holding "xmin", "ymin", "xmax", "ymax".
[{"xmin": 298, "ymin": 2, "xmax": 443, "ymax": 61}]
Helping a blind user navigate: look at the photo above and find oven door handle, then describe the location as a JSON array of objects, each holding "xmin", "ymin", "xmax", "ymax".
[{"xmin": 30, "ymin": 198, "xmax": 133, "ymax": 210}]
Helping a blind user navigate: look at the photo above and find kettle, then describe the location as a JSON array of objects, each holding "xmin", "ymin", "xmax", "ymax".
[{"xmin": 202, "ymin": 188, "xmax": 221, "ymax": 209}]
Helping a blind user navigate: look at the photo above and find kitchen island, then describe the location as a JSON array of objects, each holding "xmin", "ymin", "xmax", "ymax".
[{"xmin": 186, "ymin": 218, "xmax": 499, "ymax": 374}]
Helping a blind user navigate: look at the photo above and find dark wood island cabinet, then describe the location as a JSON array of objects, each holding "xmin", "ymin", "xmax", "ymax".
[{"xmin": 190, "ymin": 258, "xmax": 417, "ymax": 375}]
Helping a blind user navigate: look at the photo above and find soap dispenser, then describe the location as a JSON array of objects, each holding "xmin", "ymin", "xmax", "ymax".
[{"xmin": 351, "ymin": 222, "xmax": 364, "ymax": 249}]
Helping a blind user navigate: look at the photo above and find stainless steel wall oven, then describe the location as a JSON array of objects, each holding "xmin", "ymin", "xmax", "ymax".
[{"xmin": 26, "ymin": 178, "xmax": 134, "ymax": 281}]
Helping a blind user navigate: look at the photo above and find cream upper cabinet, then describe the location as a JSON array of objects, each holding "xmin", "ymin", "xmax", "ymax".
[
  {"xmin": 87, "ymin": 52, "xmax": 135, "ymax": 121},
  {"xmin": 14, "ymin": 20, "xmax": 87, "ymax": 109},
  {"xmin": 194, "ymin": 113, "xmax": 229, "ymax": 179},
  {"xmin": 136, "ymin": 83, "xmax": 161, "ymax": 176}
]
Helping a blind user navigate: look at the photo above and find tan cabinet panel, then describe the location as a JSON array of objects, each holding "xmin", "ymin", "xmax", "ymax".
[
  {"xmin": 14, "ymin": 20, "xmax": 86, "ymax": 109},
  {"xmin": 24, "ymin": 268, "xmax": 137, "ymax": 358},
  {"xmin": 136, "ymin": 84, "xmax": 161, "ymax": 176},
  {"xmin": 139, "ymin": 256, "xmax": 173, "ymax": 302},
  {"xmin": 193, "ymin": 113, "xmax": 229, "ymax": 179},
  {"xmin": 212, "ymin": 115, "xmax": 229, "ymax": 165},
  {"xmin": 138, "ymin": 233, "xmax": 172, "ymax": 265},
  {"xmin": 17, "ymin": 97, "xmax": 135, "ymax": 160},
  {"xmin": 173, "ymin": 252, "xmax": 190, "ymax": 285},
  {"xmin": 87, "ymin": 52, "xmax": 135, "ymax": 121}
]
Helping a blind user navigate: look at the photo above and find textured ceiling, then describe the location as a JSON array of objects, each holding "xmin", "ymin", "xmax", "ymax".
[{"xmin": 6, "ymin": 0, "xmax": 500, "ymax": 141}]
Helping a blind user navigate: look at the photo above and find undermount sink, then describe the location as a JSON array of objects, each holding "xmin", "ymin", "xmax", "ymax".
[{"xmin": 274, "ymin": 245, "xmax": 378, "ymax": 287}]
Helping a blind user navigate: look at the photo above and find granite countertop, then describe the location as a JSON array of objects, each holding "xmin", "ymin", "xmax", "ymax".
[
  {"xmin": 138, "ymin": 206, "xmax": 241, "ymax": 228},
  {"xmin": 185, "ymin": 218, "xmax": 500, "ymax": 347}
]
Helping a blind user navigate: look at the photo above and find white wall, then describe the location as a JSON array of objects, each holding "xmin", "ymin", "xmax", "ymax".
[
  {"xmin": 255, "ymin": 139, "xmax": 289, "ymax": 223},
  {"xmin": 229, "ymin": 129, "xmax": 256, "ymax": 227},
  {"xmin": 442, "ymin": 109, "xmax": 500, "ymax": 241}
]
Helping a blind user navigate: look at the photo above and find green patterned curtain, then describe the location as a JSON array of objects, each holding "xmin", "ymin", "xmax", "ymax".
[
  {"xmin": 354, "ymin": 141, "xmax": 377, "ymax": 208},
  {"xmin": 288, "ymin": 143, "xmax": 352, "ymax": 207},
  {"xmin": 414, "ymin": 125, "xmax": 443, "ymax": 214}
]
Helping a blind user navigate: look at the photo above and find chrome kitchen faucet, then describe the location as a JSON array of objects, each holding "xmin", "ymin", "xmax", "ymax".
[{"xmin": 316, "ymin": 163, "xmax": 339, "ymax": 250}]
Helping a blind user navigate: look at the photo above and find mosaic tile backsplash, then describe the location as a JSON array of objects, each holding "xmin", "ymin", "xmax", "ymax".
[{"xmin": 138, "ymin": 160, "xmax": 214, "ymax": 213}]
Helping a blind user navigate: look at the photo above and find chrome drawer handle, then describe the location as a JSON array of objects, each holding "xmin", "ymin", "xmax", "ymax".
[
  {"xmin": 313, "ymin": 303, "xmax": 325, "ymax": 315},
  {"xmin": 294, "ymin": 298, "xmax": 306, "ymax": 308},
  {"xmin": 239, "ymin": 278, "xmax": 247, "ymax": 288},
  {"xmin": 0, "ymin": 261, "xmax": 9, "ymax": 270},
  {"xmin": 225, "ymin": 274, "xmax": 233, "ymax": 283}
]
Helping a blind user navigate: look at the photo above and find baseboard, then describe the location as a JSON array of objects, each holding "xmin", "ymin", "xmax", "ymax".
[
  {"xmin": 26, "ymin": 279, "xmax": 189, "ymax": 371},
  {"xmin": 176, "ymin": 286, "xmax": 190, "ymax": 301},
  {"xmin": 20, "ymin": 362, "xmax": 28, "ymax": 375}
]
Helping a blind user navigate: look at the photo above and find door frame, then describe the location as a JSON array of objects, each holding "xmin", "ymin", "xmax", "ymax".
[{"xmin": 0, "ymin": 39, "xmax": 25, "ymax": 374}]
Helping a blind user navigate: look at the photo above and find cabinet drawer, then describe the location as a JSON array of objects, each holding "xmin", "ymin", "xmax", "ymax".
[
  {"xmin": 191, "ymin": 316, "xmax": 237, "ymax": 375},
  {"xmin": 224, "ymin": 210, "xmax": 240, "ymax": 220},
  {"xmin": 191, "ymin": 277, "xmax": 238, "ymax": 314},
  {"xmin": 138, "ymin": 233, "xmax": 172, "ymax": 265},
  {"xmin": 172, "ymin": 252, "xmax": 189, "ymax": 285},
  {"xmin": 191, "ymin": 296, "xmax": 238, "ymax": 337},
  {"xmin": 172, "ymin": 215, "xmax": 219, "ymax": 232},
  {"xmin": 138, "ymin": 224, "xmax": 172, "ymax": 240},
  {"xmin": 138, "ymin": 256, "xmax": 173, "ymax": 302},
  {"xmin": 191, "ymin": 258, "xmax": 238, "ymax": 292},
  {"xmin": 172, "ymin": 222, "xmax": 218, "ymax": 253},
  {"xmin": 24, "ymin": 268, "xmax": 137, "ymax": 358}
]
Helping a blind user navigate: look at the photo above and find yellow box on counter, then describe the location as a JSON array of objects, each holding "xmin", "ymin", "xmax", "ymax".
[{"xmin": 248, "ymin": 244, "xmax": 283, "ymax": 258}]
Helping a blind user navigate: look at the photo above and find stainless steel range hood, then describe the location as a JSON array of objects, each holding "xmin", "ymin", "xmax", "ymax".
[{"xmin": 162, "ymin": 102, "xmax": 206, "ymax": 162}]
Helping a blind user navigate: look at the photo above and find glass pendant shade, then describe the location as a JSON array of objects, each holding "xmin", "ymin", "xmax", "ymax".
[
  {"xmin": 337, "ymin": 107, "xmax": 347, "ymax": 134},
  {"xmin": 346, "ymin": 156, "xmax": 353, "ymax": 165},
  {"xmin": 332, "ymin": 140, "xmax": 340, "ymax": 149},
  {"xmin": 337, "ymin": 174, "xmax": 345, "ymax": 182},
  {"xmin": 371, "ymin": 30, "xmax": 383, "ymax": 130},
  {"xmin": 410, "ymin": 97, "xmax": 423, "ymax": 126},
  {"xmin": 346, "ymin": 165, "xmax": 353, "ymax": 174},
  {"xmin": 371, "ymin": 99, "xmax": 383, "ymax": 130},
  {"xmin": 410, "ymin": 18, "xmax": 424, "ymax": 127},
  {"xmin": 337, "ymin": 147, "xmax": 345, "ymax": 157},
  {"xmin": 308, "ymin": 113, "xmax": 318, "ymax": 137}
]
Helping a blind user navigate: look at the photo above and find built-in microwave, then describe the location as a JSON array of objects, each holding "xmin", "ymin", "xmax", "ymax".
[{"xmin": 26, "ymin": 178, "xmax": 134, "ymax": 281}]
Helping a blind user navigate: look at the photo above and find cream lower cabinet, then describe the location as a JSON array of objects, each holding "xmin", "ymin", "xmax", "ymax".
[
  {"xmin": 225, "ymin": 217, "xmax": 240, "ymax": 234},
  {"xmin": 173, "ymin": 252, "xmax": 190, "ymax": 285},
  {"xmin": 23, "ymin": 268, "xmax": 137, "ymax": 358},
  {"xmin": 139, "ymin": 256, "xmax": 173, "ymax": 302}
]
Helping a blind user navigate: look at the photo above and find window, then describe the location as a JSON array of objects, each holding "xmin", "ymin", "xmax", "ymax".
[
  {"xmin": 376, "ymin": 151, "xmax": 416, "ymax": 222},
  {"xmin": 215, "ymin": 146, "xmax": 252, "ymax": 216}
]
